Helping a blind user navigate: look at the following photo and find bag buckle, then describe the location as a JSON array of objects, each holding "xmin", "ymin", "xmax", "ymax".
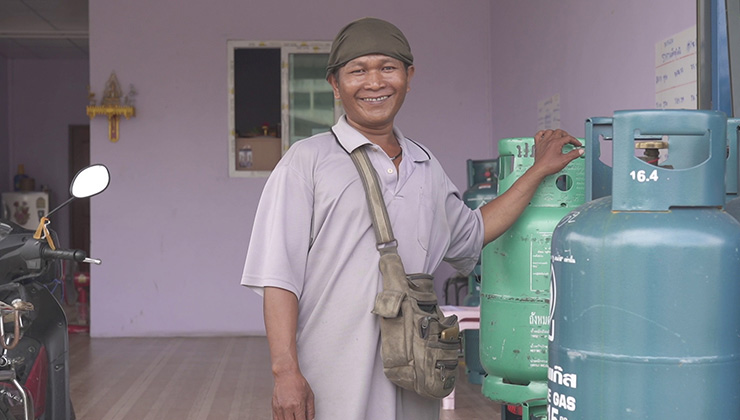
[{"xmin": 377, "ymin": 240, "xmax": 398, "ymax": 252}]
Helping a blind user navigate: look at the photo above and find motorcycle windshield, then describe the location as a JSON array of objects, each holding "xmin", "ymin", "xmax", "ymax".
[{"xmin": 0, "ymin": 223, "xmax": 11, "ymax": 241}]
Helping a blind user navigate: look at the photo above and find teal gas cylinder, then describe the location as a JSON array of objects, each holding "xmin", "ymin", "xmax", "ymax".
[
  {"xmin": 462, "ymin": 158, "xmax": 499, "ymax": 307},
  {"xmin": 460, "ymin": 159, "xmax": 498, "ymax": 385},
  {"xmin": 548, "ymin": 110, "xmax": 740, "ymax": 419},
  {"xmin": 725, "ymin": 119, "xmax": 740, "ymax": 217},
  {"xmin": 480, "ymin": 137, "xmax": 585, "ymax": 408},
  {"xmin": 725, "ymin": 119, "xmax": 739, "ymax": 202},
  {"xmin": 463, "ymin": 159, "xmax": 498, "ymax": 212}
]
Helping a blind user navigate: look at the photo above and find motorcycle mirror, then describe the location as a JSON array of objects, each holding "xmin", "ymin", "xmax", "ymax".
[
  {"xmin": 46, "ymin": 164, "xmax": 110, "ymax": 218},
  {"xmin": 70, "ymin": 164, "xmax": 110, "ymax": 198}
]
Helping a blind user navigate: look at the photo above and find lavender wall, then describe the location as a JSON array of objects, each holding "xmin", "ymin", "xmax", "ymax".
[
  {"xmin": 2, "ymin": 0, "xmax": 695, "ymax": 338},
  {"xmin": 489, "ymin": 1, "xmax": 696, "ymax": 139},
  {"xmin": 88, "ymin": 0, "xmax": 493, "ymax": 336},
  {"xmin": 3, "ymin": 59, "xmax": 90, "ymax": 246}
]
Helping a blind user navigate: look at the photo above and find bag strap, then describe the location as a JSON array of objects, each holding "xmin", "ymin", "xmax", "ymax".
[
  {"xmin": 351, "ymin": 146, "xmax": 455, "ymax": 334},
  {"xmin": 349, "ymin": 146, "xmax": 397, "ymax": 251},
  {"xmin": 350, "ymin": 146, "xmax": 413, "ymax": 296}
]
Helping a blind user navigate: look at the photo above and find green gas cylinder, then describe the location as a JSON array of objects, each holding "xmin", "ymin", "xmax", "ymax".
[{"xmin": 480, "ymin": 138, "xmax": 585, "ymax": 410}]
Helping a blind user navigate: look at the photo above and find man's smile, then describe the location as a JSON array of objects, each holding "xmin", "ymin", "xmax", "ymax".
[{"xmin": 362, "ymin": 95, "xmax": 391, "ymax": 102}]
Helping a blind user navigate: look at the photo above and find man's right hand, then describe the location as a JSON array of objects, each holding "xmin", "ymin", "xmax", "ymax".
[
  {"xmin": 272, "ymin": 370, "xmax": 315, "ymax": 420},
  {"xmin": 264, "ymin": 286, "xmax": 315, "ymax": 420}
]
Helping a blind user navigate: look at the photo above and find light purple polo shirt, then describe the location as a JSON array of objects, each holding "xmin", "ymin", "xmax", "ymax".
[{"xmin": 241, "ymin": 116, "xmax": 483, "ymax": 419}]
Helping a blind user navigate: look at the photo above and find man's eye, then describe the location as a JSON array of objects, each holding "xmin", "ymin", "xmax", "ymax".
[{"xmin": 383, "ymin": 66, "xmax": 397, "ymax": 71}]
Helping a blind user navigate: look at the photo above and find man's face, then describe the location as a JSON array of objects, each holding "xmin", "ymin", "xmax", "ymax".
[{"xmin": 328, "ymin": 54, "xmax": 414, "ymax": 133}]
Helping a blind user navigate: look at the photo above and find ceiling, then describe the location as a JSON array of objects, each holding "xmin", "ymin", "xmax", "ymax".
[{"xmin": 0, "ymin": 0, "xmax": 88, "ymax": 59}]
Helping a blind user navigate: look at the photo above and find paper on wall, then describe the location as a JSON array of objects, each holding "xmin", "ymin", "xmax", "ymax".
[
  {"xmin": 537, "ymin": 93, "xmax": 560, "ymax": 130},
  {"xmin": 655, "ymin": 26, "xmax": 697, "ymax": 110}
]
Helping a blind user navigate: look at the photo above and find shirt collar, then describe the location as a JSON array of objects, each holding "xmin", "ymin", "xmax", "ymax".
[{"xmin": 331, "ymin": 115, "xmax": 431, "ymax": 163}]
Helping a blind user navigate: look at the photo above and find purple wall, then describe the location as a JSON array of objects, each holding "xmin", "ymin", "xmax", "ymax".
[
  {"xmin": 2, "ymin": 59, "xmax": 89, "ymax": 247},
  {"xmin": 490, "ymin": 1, "xmax": 696, "ymax": 139},
  {"xmin": 88, "ymin": 0, "xmax": 493, "ymax": 336},
  {"xmin": 85, "ymin": 0, "xmax": 697, "ymax": 337}
]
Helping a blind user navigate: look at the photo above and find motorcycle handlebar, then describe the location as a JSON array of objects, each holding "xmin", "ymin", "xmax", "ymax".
[{"xmin": 40, "ymin": 246, "xmax": 101, "ymax": 265}]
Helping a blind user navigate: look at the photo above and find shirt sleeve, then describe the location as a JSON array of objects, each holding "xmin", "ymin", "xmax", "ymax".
[
  {"xmin": 441, "ymin": 176, "xmax": 485, "ymax": 275},
  {"xmin": 240, "ymin": 152, "xmax": 314, "ymax": 298}
]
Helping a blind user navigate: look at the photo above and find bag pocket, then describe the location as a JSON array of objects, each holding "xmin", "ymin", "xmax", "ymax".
[
  {"xmin": 375, "ymin": 272, "xmax": 461, "ymax": 399},
  {"xmin": 372, "ymin": 290, "xmax": 404, "ymax": 318},
  {"xmin": 375, "ymin": 290, "xmax": 413, "ymax": 370},
  {"xmin": 412, "ymin": 318, "xmax": 460, "ymax": 399}
]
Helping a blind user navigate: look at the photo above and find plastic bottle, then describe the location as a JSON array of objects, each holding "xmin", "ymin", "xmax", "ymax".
[
  {"xmin": 238, "ymin": 145, "xmax": 253, "ymax": 169},
  {"xmin": 13, "ymin": 165, "xmax": 29, "ymax": 192}
]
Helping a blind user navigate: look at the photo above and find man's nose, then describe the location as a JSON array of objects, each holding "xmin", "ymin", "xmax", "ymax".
[{"xmin": 364, "ymin": 70, "xmax": 386, "ymax": 89}]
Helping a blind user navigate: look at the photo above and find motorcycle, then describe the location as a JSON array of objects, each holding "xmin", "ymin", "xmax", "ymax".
[{"xmin": 0, "ymin": 164, "xmax": 110, "ymax": 420}]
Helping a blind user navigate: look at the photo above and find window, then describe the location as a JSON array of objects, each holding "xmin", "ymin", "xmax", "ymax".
[{"xmin": 227, "ymin": 40, "xmax": 342, "ymax": 177}]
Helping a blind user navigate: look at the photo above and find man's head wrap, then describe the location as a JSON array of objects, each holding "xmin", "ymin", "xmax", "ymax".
[{"xmin": 326, "ymin": 17, "xmax": 414, "ymax": 79}]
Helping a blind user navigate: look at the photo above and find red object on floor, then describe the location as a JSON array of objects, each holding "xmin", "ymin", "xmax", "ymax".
[
  {"xmin": 68, "ymin": 325, "xmax": 89, "ymax": 334},
  {"xmin": 68, "ymin": 272, "xmax": 91, "ymax": 334},
  {"xmin": 507, "ymin": 405, "xmax": 523, "ymax": 415}
]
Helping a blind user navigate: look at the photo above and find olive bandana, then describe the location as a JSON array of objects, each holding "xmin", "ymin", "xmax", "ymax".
[{"xmin": 326, "ymin": 17, "xmax": 414, "ymax": 79}]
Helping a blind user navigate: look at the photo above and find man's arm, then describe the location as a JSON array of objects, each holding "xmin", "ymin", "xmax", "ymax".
[
  {"xmin": 264, "ymin": 286, "xmax": 315, "ymax": 420},
  {"xmin": 480, "ymin": 129, "xmax": 583, "ymax": 245}
]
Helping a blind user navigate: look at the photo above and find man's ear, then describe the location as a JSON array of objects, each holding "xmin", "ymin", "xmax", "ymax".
[
  {"xmin": 405, "ymin": 65, "xmax": 415, "ymax": 92},
  {"xmin": 327, "ymin": 73, "xmax": 341, "ymax": 99}
]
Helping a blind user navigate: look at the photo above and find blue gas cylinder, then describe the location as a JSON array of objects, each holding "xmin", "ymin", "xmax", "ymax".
[
  {"xmin": 548, "ymin": 110, "xmax": 740, "ymax": 419},
  {"xmin": 725, "ymin": 119, "xmax": 740, "ymax": 217},
  {"xmin": 726, "ymin": 195, "xmax": 740, "ymax": 219}
]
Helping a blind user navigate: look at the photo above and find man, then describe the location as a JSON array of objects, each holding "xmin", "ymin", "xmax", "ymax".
[{"xmin": 241, "ymin": 17, "xmax": 583, "ymax": 420}]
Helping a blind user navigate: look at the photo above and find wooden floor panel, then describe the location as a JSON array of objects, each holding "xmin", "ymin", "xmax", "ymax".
[{"xmin": 69, "ymin": 335, "xmax": 501, "ymax": 419}]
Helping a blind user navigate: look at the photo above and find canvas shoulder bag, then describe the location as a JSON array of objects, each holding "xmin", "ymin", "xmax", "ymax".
[{"xmin": 349, "ymin": 145, "xmax": 460, "ymax": 399}]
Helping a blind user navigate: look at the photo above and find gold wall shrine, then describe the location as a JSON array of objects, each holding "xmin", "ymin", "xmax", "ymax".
[{"xmin": 86, "ymin": 72, "xmax": 136, "ymax": 142}]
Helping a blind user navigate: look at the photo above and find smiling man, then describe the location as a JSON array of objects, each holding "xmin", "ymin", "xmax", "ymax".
[
  {"xmin": 241, "ymin": 17, "xmax": 582, "ymax": 420},
  {"xmin": 328, "ymin": 52, "xmax": 412, "ymax": 163}
]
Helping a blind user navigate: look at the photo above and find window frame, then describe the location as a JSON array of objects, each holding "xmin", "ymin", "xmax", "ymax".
[{"xmin": 227, "ymin": 40, "xmax": 339, "ymax": 178}]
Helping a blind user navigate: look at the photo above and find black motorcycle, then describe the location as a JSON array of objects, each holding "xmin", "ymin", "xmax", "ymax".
[{"xmin": 0, "ymin": 164, "xmax": 109, "ymax": 420}]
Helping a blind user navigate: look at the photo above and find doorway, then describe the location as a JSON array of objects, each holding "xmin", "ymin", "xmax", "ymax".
[
  {"xmin": 67, "ymin": 125, "xmax": 91, "ymax": 330},
  {"xmin": 68, "ymin": 125, "xmax": 90, "ymax": 269}
]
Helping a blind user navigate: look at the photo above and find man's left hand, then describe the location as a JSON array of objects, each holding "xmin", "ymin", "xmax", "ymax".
[{"xmin": 532, "ymin": 129, "xmax": 584, "ymax": 177}]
